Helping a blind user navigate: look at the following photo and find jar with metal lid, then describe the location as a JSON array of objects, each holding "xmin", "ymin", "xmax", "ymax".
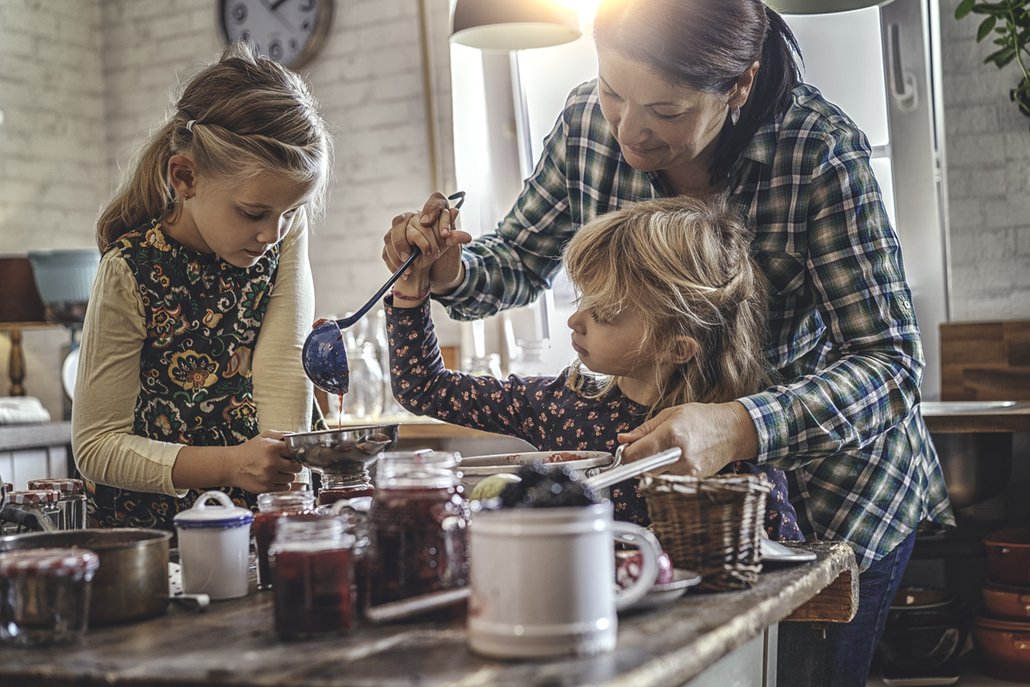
[
  {"xmin": 254, "ymin": 491, "xmax": 315, "ymax": 590},
  {"xmin": 27, "ymin": 479, "xmax": 87, "ymax": 530},
  {"xmin": 269, "ymin": 515, "xmax": 357, "ymax": 639},
  {"xmin": 0, "ymin": 547, "xmax": 100, "ymax": 647},
  {"xmin": 2, "ymin": 489, "xmax": 61, "ymax": 534},
  {"xmin": 367, "ymin": 451, "xmax": 469, "ymax": 606}
]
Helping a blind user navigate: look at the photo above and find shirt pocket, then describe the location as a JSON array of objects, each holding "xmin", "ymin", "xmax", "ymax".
[{"xmin": 752, "ymin": 250, "xmax": 807, "ymax": 297}]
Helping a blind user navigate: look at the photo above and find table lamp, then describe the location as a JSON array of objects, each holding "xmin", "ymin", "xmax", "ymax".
[{"xmin": 0, "ymin": 257, "xmax": 49, "ymax": 396}]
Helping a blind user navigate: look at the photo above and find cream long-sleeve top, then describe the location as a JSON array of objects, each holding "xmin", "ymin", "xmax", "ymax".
[{"xmin": 72, "ymin": 213, "xmax": 315, "ymax": 497}]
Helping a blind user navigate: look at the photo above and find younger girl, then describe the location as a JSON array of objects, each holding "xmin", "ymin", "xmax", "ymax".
[
  {"xmin": 386, "ymin": 196, "xmax": 801, "ymax": 539},
  {"xmin": 72, "ymin": 43, "xmax": 332, "ymax": 530}
]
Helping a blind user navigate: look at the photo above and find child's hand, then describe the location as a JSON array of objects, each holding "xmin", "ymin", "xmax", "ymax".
[
  {"xmin": 383, "ymin": 192, "xmax": 472, "ymax": 293},
  {"xmin": 228, "ymin": 430, "xmax": 301, "ymax": 494}
]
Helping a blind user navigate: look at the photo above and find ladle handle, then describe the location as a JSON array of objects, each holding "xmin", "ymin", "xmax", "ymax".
[{"xmin": 336, "ymin": 247, "xmax": 421, "ymax": 328}]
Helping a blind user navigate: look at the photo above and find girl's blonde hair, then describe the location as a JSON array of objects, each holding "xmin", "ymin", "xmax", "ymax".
[
  {"xmin": 96, "ymin": 42, "xmax": 333, "ymax": 252},
  {"xmin": 563, "ymin": 196, "xmax": 772, "ymax": 415}
]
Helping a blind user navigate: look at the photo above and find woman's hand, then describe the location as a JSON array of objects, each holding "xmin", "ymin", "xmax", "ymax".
[
  {"xmin": 617, "ymin": 402, "xmax": 760, "ymax": 476},
  {"xmin": 382, "ymin": 192, "xmax": 472, "ymax": 294},
  {"xmin": 227, "ymin": 430, "xmax": 300, "ymax": 493}
]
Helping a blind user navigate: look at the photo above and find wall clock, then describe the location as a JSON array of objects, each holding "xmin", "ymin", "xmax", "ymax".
[{"xmin": 219, "ymin": 0, "xmax": 334, "ymax": 70}]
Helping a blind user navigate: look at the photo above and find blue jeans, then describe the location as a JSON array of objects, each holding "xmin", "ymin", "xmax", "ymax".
[{"xmin": 776, "ymin": 530, "xmax": 917, "ymax": 687}]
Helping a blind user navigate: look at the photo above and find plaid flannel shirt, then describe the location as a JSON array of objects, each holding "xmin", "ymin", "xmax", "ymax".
[{"xmin": 437, "ymin": 81, "xmax": 954, "ymax": 570}]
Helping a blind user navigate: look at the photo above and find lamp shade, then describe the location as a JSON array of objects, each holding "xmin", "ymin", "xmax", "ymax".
[
  {"xmin": 766, "ymin": 0, "xmax": 894, "ymax": 14},
  {"xmin": 0, "ymin": 257, "xmax": 47, "ymax": 324},
  {"xmin": 27, "ymin": 249, "xmax": 100, "ymax": 325},
  {"xmin": 451, "ymin": 0, "xmax": 582, "ymax": 51}
]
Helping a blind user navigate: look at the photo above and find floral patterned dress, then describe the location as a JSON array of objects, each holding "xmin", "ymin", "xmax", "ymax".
[
  {"xmin": 387, "ymin": 298, "xmax": 803, "ymax": 541},
  {"xmin": 87, "ymin": 222, "xmax": 279, "ymax": 530}
]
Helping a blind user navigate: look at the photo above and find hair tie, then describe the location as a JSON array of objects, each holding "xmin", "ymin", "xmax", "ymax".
[{"xmin": 185, "ymin": 120, "xmax": 196, "ymax": 133}]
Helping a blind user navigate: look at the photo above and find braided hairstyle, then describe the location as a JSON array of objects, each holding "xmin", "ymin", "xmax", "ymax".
[
  {"xmin": 563, "ymin": 196, "xmax": 773, "ymax": 416},
  {"xmin": 96, "ymin": 42, "xmax": 332, "ymax": 251}
]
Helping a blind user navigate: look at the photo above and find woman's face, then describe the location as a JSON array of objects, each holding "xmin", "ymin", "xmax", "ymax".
[{"xmin": 596, "ymin": 48, "xmax": 731, "ymax": 176}]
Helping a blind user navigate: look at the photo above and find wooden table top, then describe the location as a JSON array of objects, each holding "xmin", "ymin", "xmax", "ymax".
[{"xmin": 1, "ymin": 542, "xmax": 856, "ymax": 687}]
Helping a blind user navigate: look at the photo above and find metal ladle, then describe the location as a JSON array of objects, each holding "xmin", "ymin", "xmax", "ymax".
[{"xmin": 302, "ymin": 191, "xmax": 466, "ymax": 395}]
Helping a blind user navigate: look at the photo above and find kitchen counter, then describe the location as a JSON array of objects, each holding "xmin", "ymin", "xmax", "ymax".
[
  {"xmin": 920, "ymin": 400, "xmax": 1030, "ymax": 433},
  {"xmin": 0, "ymin": 542, "xmax": 856, "ymax": 687}
]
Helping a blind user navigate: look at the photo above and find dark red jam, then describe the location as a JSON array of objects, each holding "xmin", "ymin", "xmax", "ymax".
[
  {"xmin": 317, "ymin": 484, "xmax": 375, "ymax": 506},
  {"xmin": 367, "ymin": 486, "xmax": 469, "ymax": 606},
  {"xmin": 272, "ymin": 546, "xmax": 355, "ymax": 639}
]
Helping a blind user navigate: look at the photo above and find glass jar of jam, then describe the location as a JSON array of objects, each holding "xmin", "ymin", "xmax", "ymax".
[
  {"xmin": 3, "ymin": 489, "xmax": 61, "ymax": 534},
  {"xmin": 27, "ymin": 479, "xmax": 87, "ymax": 530},
  {"xmin": 254, "ymin": 491, "xmax": 315, "ymax": 590},
  {"xmin": 0, "ymin": 547, "xmax": 100, "ymax": 647},
  {"xmin": 269, "ymin": 515, "xmax": 356, "ymax": 639},
  {"xmin": 367, "ymin": 451, "xmax": 470, "ymax": 607},
  {"xmin": 316, "ymin": 464, "xmax": 375, "ymax": 506}
]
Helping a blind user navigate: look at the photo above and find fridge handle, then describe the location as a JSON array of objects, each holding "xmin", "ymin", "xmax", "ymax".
[{"xmin": 886, "ymin": 22, "xmax": 919, "ymax": 113}]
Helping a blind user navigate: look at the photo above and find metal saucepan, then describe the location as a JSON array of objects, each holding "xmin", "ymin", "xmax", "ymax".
[{"xmin": 0, "ymin": 528, "xmax": 173, "ymax": 625}]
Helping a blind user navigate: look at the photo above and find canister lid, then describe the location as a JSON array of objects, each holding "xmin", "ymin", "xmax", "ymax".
[
  {"xmin": 174, "ymin": 490, "xmax": 254, "ymax": 530},
  {"xmin": 7, "ymin": 489, "xmax": 61, "ymax": 505},
  {"xmin": 0, "ymin": 547, "xmax": 100, "ymax": 578},
  {"xmin": 27, "ymin": 478, "xmax": 85, "ymax": 495}
]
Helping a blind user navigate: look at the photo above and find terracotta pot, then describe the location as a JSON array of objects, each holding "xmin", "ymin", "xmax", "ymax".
[
  {"xmin": 983, "ymin": 582, "xmax": 1030, "ymax": 621},
  {"xmin": 973, "ymin": 613, "xmax": 1030, "ymax": 683},
  {"xmin": 984, "ymin": 527, "xmax": 1030, "ymax": 587}
]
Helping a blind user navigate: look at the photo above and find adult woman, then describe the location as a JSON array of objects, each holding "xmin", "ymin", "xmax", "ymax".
[{"xmin": 384, "ymin": 1, "xmax": 952, "ymax": 684}]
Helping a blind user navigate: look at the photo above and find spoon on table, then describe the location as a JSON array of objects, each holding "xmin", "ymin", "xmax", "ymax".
[{"xmin": 302, "ymin": 191, "xmax": 466, "ymax": 395}]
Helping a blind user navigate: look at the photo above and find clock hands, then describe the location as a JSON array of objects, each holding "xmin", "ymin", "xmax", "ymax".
[
  {"xmin": 270, "ymin": 0, "xmax": 290, "ymax": 10},
  {"xmin": 260, "ymin": 0, "xmax": 296, "ymax": 33}
]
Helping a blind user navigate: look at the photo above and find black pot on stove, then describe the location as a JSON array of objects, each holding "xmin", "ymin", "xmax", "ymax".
[{"xmin": 876, "ymin": 587, "xmax": 969, "ymax": 675}]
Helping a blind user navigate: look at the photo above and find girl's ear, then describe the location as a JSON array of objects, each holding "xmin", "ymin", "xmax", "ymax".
[
  {"xmin": 167, "ymin": 154, "xmax": 197, "ymax": 200},
  {"xmin": 669, "ymin": 336, "xmax": 699, "ymax": 365}
]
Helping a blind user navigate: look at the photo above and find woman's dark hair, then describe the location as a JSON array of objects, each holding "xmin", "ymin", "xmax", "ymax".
[{"xmin": 593, "ymin": 0, "xmax": 802, "ymax": 181}]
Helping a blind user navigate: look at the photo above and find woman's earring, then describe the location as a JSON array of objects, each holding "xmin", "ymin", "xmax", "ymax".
[{"xmin": 730, "ymin": 106, "xmax": 741, "ymax": 126}]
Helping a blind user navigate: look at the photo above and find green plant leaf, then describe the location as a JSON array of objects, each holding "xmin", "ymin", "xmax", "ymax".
[
  {"xmin": 986, "ymin": 46, "xmax": 1017, "ymax": 67},
  {"xmin": 955, "ymin": 0, "xmax": 976, "ymax": 19},
  {"xmin": 978, "ymin": 16, "xmax": 999, "ymax": 41}
]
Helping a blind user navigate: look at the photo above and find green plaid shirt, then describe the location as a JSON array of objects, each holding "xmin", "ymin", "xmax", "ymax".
[{"xmin": 437, "ymin": 81, "xmax": 953, "ymax": 569}]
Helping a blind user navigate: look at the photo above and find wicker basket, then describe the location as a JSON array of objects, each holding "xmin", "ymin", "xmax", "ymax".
[{"xmin": 639, "ymin": 473, "xmax": 771, "ymax": 591}]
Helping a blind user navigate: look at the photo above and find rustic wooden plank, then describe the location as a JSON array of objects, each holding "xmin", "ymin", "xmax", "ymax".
[
  {"xmin": 939, "ymin": 320, "xmax": 1030, "ymax": 402},
  {"xmin": 0, "ymin": 542, "xmax": 856, "ymax": 687},
  {"xmin": 961, "ymin": 367, "xmax": 1030, "ymax": 400},
  {"xmin": 785, "ymin": 564, "xmax": 857, "ymax": 622}
]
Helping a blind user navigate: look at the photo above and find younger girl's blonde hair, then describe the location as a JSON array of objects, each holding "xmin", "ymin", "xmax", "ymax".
[
  {"xmin": 96, "ymin": 42, "xmax": 333, "ymax": 252},
  {"xmin": 563, "ymin": 196, "xmax": 772, "ymax": 415}
]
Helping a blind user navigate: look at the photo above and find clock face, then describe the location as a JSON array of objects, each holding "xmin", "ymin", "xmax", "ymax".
[{"xmin": 219, "ymin": 0, "xmax": 334, "ymax": 69}]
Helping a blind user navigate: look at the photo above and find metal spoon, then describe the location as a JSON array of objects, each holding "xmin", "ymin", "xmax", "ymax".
[{"xmin": 302, "ymin": 191, "xmax": 466, "ymax": 395}]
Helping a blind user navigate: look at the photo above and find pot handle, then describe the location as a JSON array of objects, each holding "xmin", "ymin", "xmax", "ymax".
[{"xmin": 612, "ymin": 524, "xmax": 662, "ymax": 612}]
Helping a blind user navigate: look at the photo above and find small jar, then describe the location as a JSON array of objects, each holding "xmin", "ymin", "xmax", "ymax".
[
  {"xmin": 269, "ymin": 515, "xmax": 356, "ymax": 639},
  {"xmin": 0, "ymin": 547, "xmax": 100, "ymax": 647},
  {"xmin": 3, "ymin": 489, "xmax": 62, "ymax": 533},
  {"xmin": 27, "ymin": 479, "xmax": 87, "ymax": 530},
  {"xmin": 254, "ymin": 491, "xmax": 315, "ymax": 590},
  {"xmin": 368, "ymin": 451, "xmax": 470, "ymax": 606},
  {"xmin": 316, "ymin": 464, "xmax": 375, "ymax": 507}
]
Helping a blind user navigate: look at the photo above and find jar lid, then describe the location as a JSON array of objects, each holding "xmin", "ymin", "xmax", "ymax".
[
  {"xmin": 8, "ymin": 489, "xmax": 61, "ymax": 505},
  {"xmin": 174, "ymin": 490, "xmax": 254, "ymax": 530},
  {"xmin": 0, "ymin": 547, "xmax": 100, "ymax": 577},
  {"xmin": 27, "ymin": 478, "xmax": 85, "ymax": 495}
]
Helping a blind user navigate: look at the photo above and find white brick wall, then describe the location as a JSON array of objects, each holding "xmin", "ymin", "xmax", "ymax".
[{"xmin": 941, "ymin": 0, "xmax": 1030, "ymax": 320}]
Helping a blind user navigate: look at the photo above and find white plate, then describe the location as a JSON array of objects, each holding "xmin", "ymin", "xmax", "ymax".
[
  {"xmin": 760, "ymin": 539, "xmax": 817, "ymax": 565},
  {"xmin": 622, "ymin": 568, "xmax": 701, "ymax": 613}
]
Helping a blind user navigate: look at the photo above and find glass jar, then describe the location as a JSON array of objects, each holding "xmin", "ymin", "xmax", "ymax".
[
  {"xmin": 3, "ymin": 490, "xmax": 61, "ymax": 534},
  {"xmin": 27, "ymin": 479, "xmax": 87, "ymax": 530},
  {"xmin": 367, "ymin": 451, "xmax": 470, "ymax": 606},
  {"xmin": 254, "ymin": 491, "xmax": 316, "ymax": 590},
  {"xmin": 0, "ymin": 547, "xmax": 99, "ymax": 647},
  {"xmin": 509, "ymin": 339, "xmax": 552, "ymax": 377},
  {"xmin": 325, "ymin": 341, "xmax": 383, "ymax": 422},
  {"xmin": 316, "ymin": 464, "xmax": 375, "ymax": 507},
  {"xmin": 269, "ymin": 515, "xmax": 356, "ymax": 639}
]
